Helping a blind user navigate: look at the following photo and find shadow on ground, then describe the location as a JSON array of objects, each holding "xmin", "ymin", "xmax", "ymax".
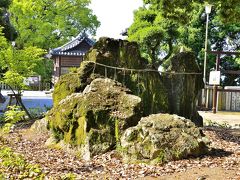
[{"xmin": 204, "ymin": 126, "xmax": 240, "ymax": 145}]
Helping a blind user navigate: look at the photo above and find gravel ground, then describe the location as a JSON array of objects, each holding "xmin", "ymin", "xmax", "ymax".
[{"xmin": 0, "ymin": 124, "xmax": 239, "ymax": 179}]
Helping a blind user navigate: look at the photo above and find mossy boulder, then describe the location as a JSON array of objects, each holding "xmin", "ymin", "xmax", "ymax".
[
  {"xmin": 53, "ymin": 38, "xmax": 203, "ymax": 125},
  {"xmin": 163, "ymin": 52, "xmax": 203, "ymax": 126},
  {"xmin": 47, "ymin": 78, "xmax": 141, "ymax": 159},
  {"xmin": 52, "ymin": 61, "xmax": 94, "ymax": 105},
  {"xmin": 53, "ymin": 37, "xmax": 169, "ymax": 115},
  {"xmin": 120, "ymin": 114, "xmax": 208, "ymax": 164},
  {"xmin": 84, "ymin": 37, "xmax": 169, "ymax": 115}
]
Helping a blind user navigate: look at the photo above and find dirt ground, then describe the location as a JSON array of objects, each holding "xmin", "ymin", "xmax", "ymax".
[
  {"xmin": 145, "ymin": 112, "xmax": 240, "ymax": 180},
  {"xmin": 0, "ymin": 122, "xmax": 239, "ymax": 180},
  {"xmin": 199, "ymin": 111, "xmax": 240, "ymax": 128},
  {"xmin": 142, "ymin": 167, "xmax": 239, "ymax": 180}
]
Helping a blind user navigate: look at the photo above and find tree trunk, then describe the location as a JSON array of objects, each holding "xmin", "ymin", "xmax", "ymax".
[
  {"xmin": 8, "ymin": 85, "xmax": 33, "ymax": 119},
  {"xmin": 161, "ymin": 39, "xmax": 173, "ymax": 63}
]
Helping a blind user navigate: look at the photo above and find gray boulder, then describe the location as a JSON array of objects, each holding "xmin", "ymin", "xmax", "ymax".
[{"xmin": 120, "ymin": 113, "xmax": 208, "ymax": 164}]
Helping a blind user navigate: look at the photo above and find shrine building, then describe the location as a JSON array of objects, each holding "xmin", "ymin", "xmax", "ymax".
[{"xmin": 50, "ymin": 33, "xmax": 94, "ymax": 83}]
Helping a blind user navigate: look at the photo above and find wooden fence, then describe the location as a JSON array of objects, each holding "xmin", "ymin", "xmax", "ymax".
[
  {"xmin": 200, "ymin": 86, "xmax": 240, "ymax": 111},
  {"xmin": 0, "ymin": 82, "xmax": 51, "ymax": 91}
]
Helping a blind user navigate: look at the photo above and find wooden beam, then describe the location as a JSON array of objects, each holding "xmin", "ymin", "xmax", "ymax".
[
  {"xmin": 222, "ymin": 70, "xmax": 240, "ymax": 75},
  {"xmin": 218, "ymin": 89, "xmax": 240, "ymax": 92},
  {"xmin": 208, "ymin": 51, "xmax": 240, "ymax": 56}
]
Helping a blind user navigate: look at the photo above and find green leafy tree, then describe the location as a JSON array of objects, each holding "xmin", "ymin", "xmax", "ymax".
[
  {"xmin": 8, "ymin": 0, "xmax": 99, "ymax": 84},
  {"xmin": 128, "ymin": 7, "xmax": 179, "ymax": 67},
  {"xmin": 1, "ymin": 45, "xmax": 45, "ymax": 92},
  {"xmin": 0, "ymin": 0, "xmax": 17, "ymax": 40},
  {"xmin": 0, "ymin": 28, "xmax": 45, "ymax": 118},
  {"xmin": 129, "ymin": 0, "xmax": 240, "ymax": 85},
  {"xmin": 128, "ymin": 0, "xmax": 199, "ymax": 66},
  {"xmin": 9, "ymin": 0, "xmax": 100, "ymax": 49},
  {"xmin": 177, "ymin": 3, "xmax": 240, "ymax": 85},
  {"xmin": 0, "ymin": 26, "xmax": 9, "ymax": 77}
]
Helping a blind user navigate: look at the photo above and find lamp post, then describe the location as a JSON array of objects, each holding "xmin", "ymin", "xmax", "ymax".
[
  {"xmin": 11, "ymin": 41, "xmax": 16, "ymax": 48},
  {"xmin": 203, "ymin": 4, "xmax": 212, "ymax": 107}
]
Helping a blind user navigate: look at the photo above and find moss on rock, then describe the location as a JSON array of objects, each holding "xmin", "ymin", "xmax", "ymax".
[
  {"xmin": 48, "ymin": 38, "xmax": 205, "ymax": 160},
  {"xmin": 83, "ymin": 37, "xmax": 169, "ymax": 116},
  {"xmin": 52, "ymin": 38, "xmax": 202, "ymax": 125},
  {"xmin": 47, "ymin": 78, "xmax": 142, "ymax": 158},
  {"xmin": 120, "ymin": 113, "xmax": 208, "ymax": 164},
  {"xmin": 162, "ymin": 52, "xmax": 204, "ymax": 126},
  {"xmin": 52, "ymin": 61, "xmax": 95, "ymax": 106}
]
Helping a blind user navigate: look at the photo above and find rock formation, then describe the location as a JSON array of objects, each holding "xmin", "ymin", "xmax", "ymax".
[
  {"xmin": 52, "ymin": 38, "xmax": 203, "ymax": 125},
  {"xmin": 46, "ymin": 37, "xmax": 205, "ymax": 161},
  {"xmin": 120, "ymin": 114, "xmax": 208, "ymax": 164},
  {"xmin": 47, "ymin": 78, "xmax": 141, "ymax": 159},
  {"xmin": 163, "ymin": 52, "xmax": 203, "ymax": 126},
  {"xmin": 53, "ymin": 37, "xmax": 169, "ymax": 116}
]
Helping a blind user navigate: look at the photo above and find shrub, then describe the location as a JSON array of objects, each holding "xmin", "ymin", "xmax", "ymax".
[{"xmin": 4, "ymin": 105, "xmax": 26, "ymax": 124}]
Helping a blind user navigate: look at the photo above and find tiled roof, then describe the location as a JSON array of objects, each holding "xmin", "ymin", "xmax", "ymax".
[{"xmin": 50, "ymin": 33, "xmax": 95, "ymax": 56}]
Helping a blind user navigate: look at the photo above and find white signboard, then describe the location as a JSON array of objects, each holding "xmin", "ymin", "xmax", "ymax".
[
  {"xmin": 209, "ymin": 71, "xmax": 220, "ymax": 85},
  {"xmin": 23, "ymin": 76, "xmax": 41, "ymax": 85}
]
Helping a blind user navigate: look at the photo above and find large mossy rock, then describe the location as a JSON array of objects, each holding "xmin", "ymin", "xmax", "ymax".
[
  {"xmin": 53, "ymin": 37, "xmax": 169, "ymax": 115},
  {"xmin": 52, "ymin": 38, "xmax": 203, "ymax": 125},
  {"xmin": 53, "ymin": 61, "xmax": 94, "ymax": 105},
  {"xmin": 163, "ymin": 52, "xmax": 203, "ymax": 126},
  {"xmin": 120, "ymin": 114, "xmax": 208, "ymax": 164},
  {"xmin": 47, "ymin": 38, "xmax": 206, "ymax": 160},
  {"xmin": 47, "ymin": 78, "xmax": 141, "ymax": 159}
]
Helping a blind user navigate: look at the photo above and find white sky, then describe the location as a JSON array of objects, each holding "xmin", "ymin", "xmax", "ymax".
[{"xmin": 90, "ymin": 0, "xmax": 143, "ymax": 40}]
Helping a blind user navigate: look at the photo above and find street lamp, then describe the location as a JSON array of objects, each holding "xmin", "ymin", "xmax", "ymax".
[
  {"xmin": 203, "ymin": 4, "xmax": 212, "ymax": 85},
  {"xmin": 203, "ymin": 4, "xmax": 212, "ymax": 108},
  {"xmin": 11, "ymin": 41, "xmax": 16, "ymax": 47}
]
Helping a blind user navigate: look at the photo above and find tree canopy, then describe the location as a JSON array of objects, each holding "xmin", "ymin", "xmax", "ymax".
[
  {"xmin": 9, "ymin": 0, "xmax": 100, "ymax": 49},
  {"xmin": 0, "ymin": 27, "xmax": 46, "ymax": 118},
  {"xmin": 128, "ymin": 0, "xmax": 240, "ymax": 85},
  {"xmin": 0, "ymin": 28, "xmax": 45, "ymax": 91},
  {"xmin": 0, "ymin": 0, "xmax": 17, "ymax": 40}
]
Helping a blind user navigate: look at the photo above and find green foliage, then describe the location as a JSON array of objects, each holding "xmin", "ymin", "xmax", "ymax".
[
  {"xmin": 129, "ymin": 0, "xmax": 240, "ymax": 85},
  {"xmin": 128, "ymin": 4, "xmax": 180, "ymax": 65},
  {"xmin": 34, "ymin": 58, "xmax": 53, "ymax": 83},
  {"xmin": 61, "ymin": 173, "xmax": 77, "ymax": 180},
  {"xmin": 69, "ymin": 67, "xmax": 78, "ymax": 73},
  {"xmin": 0, "ymin": 146, "xmax": 45, "ymax": 179},
  {"xmin": 0, "ymin": 26, "xmax": 9, "ymax": 76},
  {"xmin": 3, "ymin": 71, "xmax": 26, "ymax": 91},
  {"xmin": 0, "ymin": 0, "xmax": 17, "ymax": 40},
  {"xmin": 0, "ymin": 123, "xmax": 12, "ymax": 134},
  {"xmin": 177, "ymin": 3, "xmax": 240, "ymax": 85},
  {"xmin": 206, "ymin": 0, "xmax": 240, "ymax": 24},
  {"xmin": 115, "ymin": 118, "xmax": 120, "ymax": 145},
  {"xmin": 0, "ymin": 26, "xmax": 8, "ymax": 49},
  {"xmin": 9, "ymin": 0, "xmax": 100, "ymax": 49},
  {"xmin": 0, "ymin": 29, "xmax": 46, "ymax": 91},
  {"xmin": 4, "ymin": 105, "xmax": 26, "ymax": 124}
]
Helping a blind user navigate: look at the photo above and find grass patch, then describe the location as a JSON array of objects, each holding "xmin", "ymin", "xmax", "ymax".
[{"xmin": 204, "ymin": 119, "xmax": 231, "ymax": 128}]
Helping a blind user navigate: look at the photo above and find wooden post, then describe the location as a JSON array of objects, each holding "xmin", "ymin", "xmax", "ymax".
[
  {"xmin": 206, "ymin": 87, "xmax": 209, "ymax": 108},
  {"xmin": 212, "ymin": 53, "xmax": 220, "ymax": 113},
  {"xmin": 213, "ymin": 85, "xmax": 217, "ymax": 113}
]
